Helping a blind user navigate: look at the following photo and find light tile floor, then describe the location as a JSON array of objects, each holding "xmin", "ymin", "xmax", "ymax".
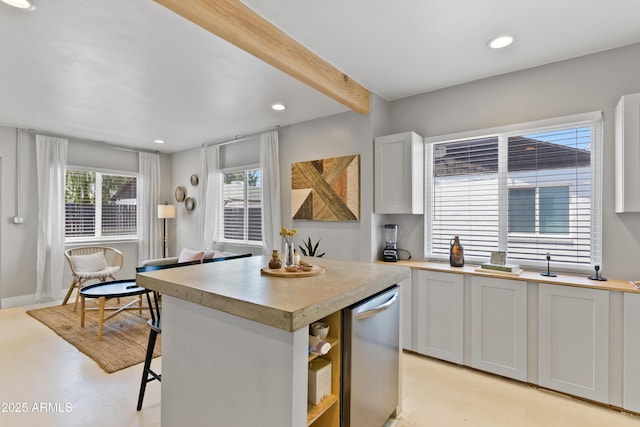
[{"xmin": 1, "ymin": 305, "xmax": 638, "ymax": 427}]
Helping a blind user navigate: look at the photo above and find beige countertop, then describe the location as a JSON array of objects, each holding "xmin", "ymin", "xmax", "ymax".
[
  {"xmin": 389, "ymin": 260, "xmax": 640, "ymax": 293},
  {"xmin": 136, "ymin": 255, "xmax": 410, "ymax": 332}
]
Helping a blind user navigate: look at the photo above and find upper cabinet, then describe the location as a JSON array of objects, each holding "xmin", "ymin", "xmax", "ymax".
[
  {"xmin": 374, "ymin": 132, "xmax": 424, "ymax": 214},
  {"xmin": 615, "ymin": 93, "xmax": 640, "ymax": 213}
]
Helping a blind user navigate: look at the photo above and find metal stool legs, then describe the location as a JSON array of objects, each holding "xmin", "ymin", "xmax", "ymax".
[{"xmin": 137, "ymin": 291, "xmax": 161, "ymax": 411}]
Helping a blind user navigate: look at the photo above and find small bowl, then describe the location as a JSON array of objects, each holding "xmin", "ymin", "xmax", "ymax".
[
  {"xmin": 284, "ymin": 266, "xmax": 298, "ymax": 272},
  {"xmin": 301, "ymin": 265, "xmax": 313, "ymax": 272}
]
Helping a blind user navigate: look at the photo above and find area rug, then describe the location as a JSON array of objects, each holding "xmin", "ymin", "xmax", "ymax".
[{"xmin": 26, "ymin": 299, "xmax": 160, "ymax": 373}]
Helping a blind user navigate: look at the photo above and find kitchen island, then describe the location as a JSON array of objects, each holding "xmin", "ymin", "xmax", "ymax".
[{"xmin": 136, "ymin": 255, "xmax": 409, "ymax": 427}]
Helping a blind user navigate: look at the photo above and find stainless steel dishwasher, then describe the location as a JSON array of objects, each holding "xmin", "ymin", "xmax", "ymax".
[{"xmin": 342, "ymin": 285, "xmax": 400, "ymax": 427}]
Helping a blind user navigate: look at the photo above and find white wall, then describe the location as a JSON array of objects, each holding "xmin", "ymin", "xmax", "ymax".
[
  {"xmin": 388, "ymin": 42, "xmax": 640, "ymax": 280},
  {"xmin": 278, "ymin": 107, "xmax": 376, "ymax": 262},
  {"xmin": 0, "ymin": 129, "xmax": 173, "ymax": 305}
]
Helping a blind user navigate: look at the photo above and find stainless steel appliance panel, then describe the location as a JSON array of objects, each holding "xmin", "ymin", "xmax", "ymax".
[{"xmin": 342, "ymin": 286, "xmax": 400, "ymax": 427}]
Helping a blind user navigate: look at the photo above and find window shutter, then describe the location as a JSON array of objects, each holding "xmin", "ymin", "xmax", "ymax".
[{"xmin": 220, "ymin": 169, "xmax": 263, "ymax": 243}]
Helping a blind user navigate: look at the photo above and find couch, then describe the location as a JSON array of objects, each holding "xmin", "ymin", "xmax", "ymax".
[{"xmin": 139, "ymin": 248, "xmax": 252, "ymax": 268}]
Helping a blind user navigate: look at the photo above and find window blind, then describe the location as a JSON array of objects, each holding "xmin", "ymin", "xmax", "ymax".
[
  {"xmin": 426, "ymin": 114, "xmax": 602, "ymax": 272},
  {"xmin": 220, "ymin": 169, "xmax": 263, "ymax": 243}
]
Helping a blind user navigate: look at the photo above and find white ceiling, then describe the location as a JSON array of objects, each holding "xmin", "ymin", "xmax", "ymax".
[{"xmin": 1, "ymin": 0, "xmax": 639, "ymax": 153}]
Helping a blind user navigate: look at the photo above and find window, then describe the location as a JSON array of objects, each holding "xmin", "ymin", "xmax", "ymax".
[
  {"xmin": 426, "ymin": 113, "xmax": 602, "ymax": 271},
  {"xmin": 219, "ymin": 168, "xmax": 262, "ymax": 244},
  {"xmin": 65, "ymin": 169, "xmax": 137, "ymax": 240}
]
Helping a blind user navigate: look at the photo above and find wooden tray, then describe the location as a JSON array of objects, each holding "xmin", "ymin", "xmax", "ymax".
[{"xmin": 260, "ymin": 265, "xmax": 326, "ymax": 277}]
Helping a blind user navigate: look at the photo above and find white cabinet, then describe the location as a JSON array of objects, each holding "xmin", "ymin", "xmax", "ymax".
[
  {"xmin": 470, "ymin": 276, "xmax": 527, "ymax": 381},
  {"xmin": 538, "ymin": 284, "xmax": 609, "ymax": 403},
  {"xmin": 624, "ymin": 292, "xmax": 640, "ymax": 412},
  {"xmin": 374, "ymin": 132, "xmax": 424, "ymax": 214},
  {"xmin": 615, "ymin": 93, "xmax": 640, "ymax": 212},
  {"xmin": 399, "ymin": 276, "xmax": 413, "ymax": 351},
  {"xmin": 414, "ymin": 270, "xmax": 463, "ymax": 364}
]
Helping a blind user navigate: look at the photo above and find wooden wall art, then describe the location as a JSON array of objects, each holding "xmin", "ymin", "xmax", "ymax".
[{"xmin": 291, "ymin": 154, "xmax": 360, "ymax": 221}]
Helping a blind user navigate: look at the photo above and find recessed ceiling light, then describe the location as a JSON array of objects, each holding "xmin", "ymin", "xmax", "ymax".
[
  {"xmin": 488, "ymin": 35, "xmax": 514, "ymax": 49},
  {"xmin": 154, "ymin": 139, "xmax": 165, "ymax": 144},
  {"xmin": 271, "ymin": 103, "xmax": 286, "ymax": 111},
  {"xmin": 1, "ymin": 0, "xmax": 36, "ymax": 10}
]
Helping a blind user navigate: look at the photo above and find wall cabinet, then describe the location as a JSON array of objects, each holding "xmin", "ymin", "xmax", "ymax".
[
  {"xmin": 374, "ymin": 132, "xmax": 424, "ymax": 214},
  {"xmin": 615, "ymin": 92, "xmax": 640, "ymax": 212},
  {"xmin": 538, "ymin": 283, "xmax": 610, "ymax": 403},
  {"xmin": 624, "ymin": 292, "xmax": 640, "ymax": 412},
  {"xmin": 470, "ymin": 276, "xmax": 527, "ymax": 381},
  {"xmin": 414, "ymin": 270, "xmax": 463, "ymax": 364}
]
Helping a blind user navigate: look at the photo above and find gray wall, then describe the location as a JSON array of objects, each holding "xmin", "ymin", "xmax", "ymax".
[{"xmin": 388, "ymin": 42, "xmax": 640, "ymax": 280}]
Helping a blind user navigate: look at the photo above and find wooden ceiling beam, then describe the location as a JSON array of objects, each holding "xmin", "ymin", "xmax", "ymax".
[{"xmin": 154, "ymin": 0, "xmax": 371, "ymax": 114}]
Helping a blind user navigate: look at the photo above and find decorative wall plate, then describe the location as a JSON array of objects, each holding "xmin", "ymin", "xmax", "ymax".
[
  {"xmin": 175, "ymin": 186, "xmax": 186, "ymax": 202},
  {"xmin": 190, "ymin": 174, "xmax": 199, "ymax": 186},
  {"xmin": 185, "ymin": 196, "xmax": 196, "ymax": 211}
]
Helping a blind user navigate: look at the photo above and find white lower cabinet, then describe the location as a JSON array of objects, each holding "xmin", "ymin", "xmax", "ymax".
[
  {"xmin": 414, "ymin": 270, "xmax": 464, "ymax": 364},
  {"xmin": 399, "ymin": 276, "xmax": 413, "ymax": 351},
  {"xmin": 624, "ymin": 292, "xmax": 640, "ymax": 412},
  {"xmin": 538, "ymin": 283, "xmax": 610, "ymax": 403},
  {"xmin": 470, "ymin": 276, "xmax": 527, "ymax": 381}
]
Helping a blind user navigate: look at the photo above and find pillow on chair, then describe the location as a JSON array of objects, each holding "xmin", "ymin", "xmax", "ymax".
[
  {"xmin": 178, "ymin": 248, "xmax": 205, "ymax": 263},
  {"xmin": 70, "ymin": 252, "xmax": 109, "ymax": 272}
]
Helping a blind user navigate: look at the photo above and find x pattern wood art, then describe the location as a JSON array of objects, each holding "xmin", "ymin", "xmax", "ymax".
[{"xmin": 291, "ymin": 155, "xmax": 360, "ymax": 221}]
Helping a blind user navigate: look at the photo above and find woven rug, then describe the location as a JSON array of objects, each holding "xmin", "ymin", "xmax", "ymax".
[{"xmin": 26, "ymin": 299, "xmax": 160, "ymax": 373}]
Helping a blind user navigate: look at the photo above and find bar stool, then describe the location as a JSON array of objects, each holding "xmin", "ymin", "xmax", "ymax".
[
  {"xmin": 137, "ymin": 288, "xmax": 161, "ymax": 411},
  {"xmin": 135, "ymin": 260, "xmax": 202, "ymax": 410}
]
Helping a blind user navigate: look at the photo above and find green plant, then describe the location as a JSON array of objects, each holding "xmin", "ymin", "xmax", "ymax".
[{"xmin": 299, "ymin": 237, "xmax": 325, "ymax": 257}]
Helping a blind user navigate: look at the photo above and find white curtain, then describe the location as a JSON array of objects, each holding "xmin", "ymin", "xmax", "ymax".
[
  {"xmin": 260, "ymin": 130, "xmax": 281, "ymax": 254},
  {"xmin": 200, "ymin": 144, "xmax": 220, "ymax": 249},
  {"xmin": 137, "ymin": 152, "xmax": 161, "ymax": 263},
  {"xmin": 35, "ymin": 135, "xmax": 68, "ymax": 301}
]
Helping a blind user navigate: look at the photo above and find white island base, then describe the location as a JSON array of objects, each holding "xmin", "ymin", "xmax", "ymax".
[{"xmin": 161, "ymin": 295, "xmax": 309, "ymax": 426}]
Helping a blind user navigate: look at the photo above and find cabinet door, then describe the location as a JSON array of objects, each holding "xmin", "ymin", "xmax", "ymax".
[
  {"xmin": 399, "ymin": 276, "xmax": 413, "ymax": 351},
  {"xmin": 470, "ymin": 276, "xmax": 527, "ymax": 381},
  {"xmin": 374, "ymin": 132, "xmax": 423, "ymax": 214},
  {"xmin": 538, "ymin": 284, "xmax": 609, "ymax": 403},
  {"xmin": 615, "ymin": 93, "xmax": 640, "ymax": 212},
  {"xmin": 414, "ymin": 270, "xmax": 463, "ymax": 363},
  {"xmin": 624, "ymin": 292, "xmax": 640, "ymax": 412}
]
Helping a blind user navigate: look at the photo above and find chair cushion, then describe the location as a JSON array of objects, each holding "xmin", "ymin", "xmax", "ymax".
[
  {"xmin": 178, "ymin": 248, "xmax": 205, "ymax": 263},
  {"xmin": 70, "ymin": 252, "xmax": 108, "ymax": 272},
  {"xmin": 76, "ymin": 266, "xmax": 121, "ymax": 279}
]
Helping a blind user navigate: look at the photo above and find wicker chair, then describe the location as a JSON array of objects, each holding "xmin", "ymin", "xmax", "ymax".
[{"xmin": 63, "ymin": 246, "xmax": 123, "ymax": 310}]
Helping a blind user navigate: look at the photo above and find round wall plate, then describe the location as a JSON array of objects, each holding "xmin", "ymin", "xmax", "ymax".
[
  {"xmin": 174, "ymin": 186, "xmax": 186, "ymax": 202},
  {"xmin": 185, "ymin": 196, "xmax": 196, "ymax": 211},
  {"xmin": 190, "ymin": 174, "xmax": 199, "ymax": 186}
]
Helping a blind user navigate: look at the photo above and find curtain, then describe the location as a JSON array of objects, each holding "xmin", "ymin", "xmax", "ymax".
[
  {"xmin": 260, "ymin": 130, "xmax": 281, "ymax": 254},
  {"xmin": 137, "ymin": 152, "xmax": 161, "ymax": 263},
  {"xmin": 200, "ymin": 144, "xmax": 220, "ymax": 249},
  {"xmin": 35, "ymin": 135, "xmax": 68, "ymax": 301}
]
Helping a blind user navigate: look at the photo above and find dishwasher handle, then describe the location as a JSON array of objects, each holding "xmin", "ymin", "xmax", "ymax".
[{"xmin": 355, "ymin": 291, "xmax": 398, "ymax": 320}]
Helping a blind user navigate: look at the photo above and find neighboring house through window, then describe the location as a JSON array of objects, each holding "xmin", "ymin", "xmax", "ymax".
[
  {"xmin": 425, "ymin": 112, "xmax": 602, "ymax": 272},
  {"xmin": 219, "ymin": 168, "xmax": 263, "ymax": 245},
  {"xmin": 65, "ymin": 168, "xmax": 137, "ymax": 241}
]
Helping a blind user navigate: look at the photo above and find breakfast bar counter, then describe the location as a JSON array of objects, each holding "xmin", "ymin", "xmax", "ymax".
[{"xmin": 136, "ymin": 255, "xmax": 409, "ymax": 427}]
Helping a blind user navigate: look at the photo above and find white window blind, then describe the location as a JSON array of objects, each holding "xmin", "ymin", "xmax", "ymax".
[
  {"xmin": 426, "ymin": 113, "xmax": 602, "ymax": 272},
  {"xmin": 65, "ymin": 169, "xmax": 137, "ymax": 240},
  {"xmin": 219, "ymin": 168, "xmax": 262, "ymax": 244}
]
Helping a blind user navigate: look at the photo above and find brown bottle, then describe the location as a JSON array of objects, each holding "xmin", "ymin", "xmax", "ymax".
[
  {"xmin": 269, "ymin": 250, "xmax": 282, "ymax": 269},
  {"xmin": 449, "ymin": 236, "xmax": 464, "ymax": 267}
]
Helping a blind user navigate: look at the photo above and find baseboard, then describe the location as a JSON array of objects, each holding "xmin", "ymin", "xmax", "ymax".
[{"xmin": 1, "ymin": 293, "xmax": 37, "ymax": 309}]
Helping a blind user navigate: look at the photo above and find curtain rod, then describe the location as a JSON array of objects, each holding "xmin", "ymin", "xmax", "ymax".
[
  {"xmin": 18, "ymin": 128, "xmax": 160, "ymax": 154},
  {"xmin": 202, "ymin": 125, "xmax": 279, "ymax": 149}
]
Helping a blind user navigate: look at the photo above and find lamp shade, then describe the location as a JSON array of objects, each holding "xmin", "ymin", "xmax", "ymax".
[{"xmin": 157, "ymin": 204, "xmax": 176, "ymax": 219}]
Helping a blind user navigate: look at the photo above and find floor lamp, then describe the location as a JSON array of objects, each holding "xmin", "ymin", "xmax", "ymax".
[{"xmin": 157, "ymin": 203, "xmax": 176, "ymax": 258}]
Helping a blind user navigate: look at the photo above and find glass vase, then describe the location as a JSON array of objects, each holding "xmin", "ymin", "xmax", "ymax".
[{"xmin": 283, "ymin": 238, "xmax": 295, "ymax": 267}]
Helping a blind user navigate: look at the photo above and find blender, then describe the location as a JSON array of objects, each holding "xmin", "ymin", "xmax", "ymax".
[{"xmin": 383, "ymin": 224, "xmax": 399, "ymax": 262}]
